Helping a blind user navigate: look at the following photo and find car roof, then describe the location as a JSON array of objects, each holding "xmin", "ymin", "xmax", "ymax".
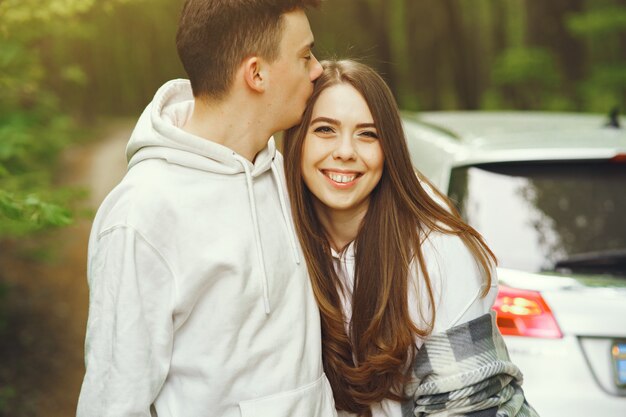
[{"xmin": 403, "ymin": 111, "xmax": 626, "ymax": 165}]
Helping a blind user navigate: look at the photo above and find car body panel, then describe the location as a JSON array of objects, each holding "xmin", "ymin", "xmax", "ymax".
[
  {"xmin": 403, "ymin": 111, "xmax": 626, "ymax": 193},
  {"xmin": 402, "ymin": 111, "xmax": 626, "ymax": 416},
  {"xmin": 507, "ymin": 336, "xmax": 626, "ymax": 417}
]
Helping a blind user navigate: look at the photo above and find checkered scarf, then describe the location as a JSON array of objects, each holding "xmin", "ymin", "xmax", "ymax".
[{"xmin": 401, "ymin": 312, "xmax": 540, "ymax": 417}]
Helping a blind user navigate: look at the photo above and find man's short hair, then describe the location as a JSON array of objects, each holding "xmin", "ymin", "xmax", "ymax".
[{"xmin": 176, "ymin": 0, "xmax": 321, "ymax": 100}]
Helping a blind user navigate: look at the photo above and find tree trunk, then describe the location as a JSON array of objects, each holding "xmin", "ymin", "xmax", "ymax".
[
  {"xmin": 441, "ymin": 0, "xmax": 480, "ymax": 109},
  {"xmin": 525, "ymin": 0, "xmax": 586, "ymax": 83}
]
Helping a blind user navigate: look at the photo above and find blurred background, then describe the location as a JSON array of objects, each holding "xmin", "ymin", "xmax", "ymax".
[{"xmin": 1, "ymin": 0, "xmax": 625, "ymax": 415}]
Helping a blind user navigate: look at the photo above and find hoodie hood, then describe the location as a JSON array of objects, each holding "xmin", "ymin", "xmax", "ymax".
[
  {"xmin": 126, "ymin": 79, "xmax": 276, "ymax": 177},
  {"xmin": 123, "ymin": 79, "xmax": 300, "ymax": 315}
]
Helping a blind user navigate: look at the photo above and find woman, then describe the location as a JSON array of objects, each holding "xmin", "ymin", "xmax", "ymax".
[{"xmin": 284, "ymin": 60, "xmax": 537, "ymax": 417}]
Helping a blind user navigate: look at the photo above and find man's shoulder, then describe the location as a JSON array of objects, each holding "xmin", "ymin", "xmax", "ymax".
[
  {"xmin": 92, "ymin": 163, "xmax": 180, "ymax": 232},
  {"xmin": 92, "ymin": 157, "xmax": 236, "ymax": 234}
]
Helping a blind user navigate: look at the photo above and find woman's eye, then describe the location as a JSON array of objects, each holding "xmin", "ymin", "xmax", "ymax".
[
  {"xmin": 314, "ymin": 126, "xmax": 334, "ymax": 134},
  {"xmin": 360, "ymin": 130, "xmax": 379, "ymax": 139}
]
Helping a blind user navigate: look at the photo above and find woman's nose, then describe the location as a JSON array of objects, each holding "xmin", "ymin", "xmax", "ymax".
[{"xmin": 332, "ymin": 136, "xmax": 356, "ymax": 161}]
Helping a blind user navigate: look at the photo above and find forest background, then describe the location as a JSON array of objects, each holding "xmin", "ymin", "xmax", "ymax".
[{"xmin": 1, "ymin": 0, "xmax": 626, "ymax": 415}]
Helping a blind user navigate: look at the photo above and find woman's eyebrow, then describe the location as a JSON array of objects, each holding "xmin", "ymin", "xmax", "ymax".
[
  {"xmin": 311, "ymin": 116, "xmax": 340, "ymax": 125},
  {"xmin": 310, "ymin": 118, "xmax": 376, "ymax": 129}
]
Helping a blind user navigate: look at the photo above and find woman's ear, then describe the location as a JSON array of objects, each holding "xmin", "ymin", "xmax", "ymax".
[{"xmin": 243, "ymin": 56, "xmax": 266, "ymax": 93}]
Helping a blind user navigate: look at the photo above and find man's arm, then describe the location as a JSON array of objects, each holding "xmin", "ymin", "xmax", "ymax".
[{"xmin": 77, "ymin": 226, "xmax": 175, "ymax": 417}]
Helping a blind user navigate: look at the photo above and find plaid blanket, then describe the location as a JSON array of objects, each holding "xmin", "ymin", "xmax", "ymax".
[{"xmin": 401, "ymin": 312, "xmax": 540, "ymax": 417}]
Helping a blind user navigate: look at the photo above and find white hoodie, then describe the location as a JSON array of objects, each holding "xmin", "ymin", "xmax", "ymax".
[
  {"xmin": 333, "ymin": 231, "xmax": 498, "ymax": 417},
  {"xmin": 77, "ymin": 79, "xmax": 337, "ymax": 417}
]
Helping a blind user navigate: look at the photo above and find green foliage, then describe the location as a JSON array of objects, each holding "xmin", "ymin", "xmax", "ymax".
[
  {"xmin": 578, "ymin": 63, "xmax": 626, "ymax": 112},
  {"xmin": 566, "ymin": 4, "xmax": 626, "ymax": 112},
  {"xmin": 3, "ymin": 0, "xmax": 622, "ymax": 119},
  {"xmin": 487, "ymin": 47, "xmax": 568, "ymax": 110},
  {"xmin": 0, "ymin": 0, "xmax": 139, "ymax": 238},
  {"xmin": 0, "ymin": 190, "xmax": 73, "ymax": 236},
  {"xmin": 493, "ymin": 47, "xmax": 561, "ymax": 86},
  {"xmin": 0, "ymin": 386, "xmax": 16, "ymax": 413},
  {"xmin": 567, "ymin": 6, "xmax": 626, "ymax": 37},
  {"xmin": 0, "ymin": 37, "xmax": 73, "ymax": 235},
  {"xmin": 44, "ymin": 0, "xmax": 185, "ymax": 117}
]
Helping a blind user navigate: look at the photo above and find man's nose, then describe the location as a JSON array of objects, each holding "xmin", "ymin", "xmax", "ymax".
[{"xmin": 310, "ymin": 54, "xmax": 323, "ymax": 81}]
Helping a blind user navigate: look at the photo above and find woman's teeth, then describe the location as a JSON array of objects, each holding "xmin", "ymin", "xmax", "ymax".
[{"xmin": 326, "ymin": 172, "xmax": 357, "ymax": 183}]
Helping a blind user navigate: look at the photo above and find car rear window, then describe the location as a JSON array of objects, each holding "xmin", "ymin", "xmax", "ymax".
[{"xmin": 449, "ymin": 161, "xmax": 626, "ymax": 276}]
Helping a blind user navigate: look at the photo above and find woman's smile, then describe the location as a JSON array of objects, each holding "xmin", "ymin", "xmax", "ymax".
[
  {"xmin": 301, "ymin": 83, "xmax": 384, "ymax": 217},
  {"xmin": 321, "ymin": 169, "xmax": 362, "ymax": 187}
]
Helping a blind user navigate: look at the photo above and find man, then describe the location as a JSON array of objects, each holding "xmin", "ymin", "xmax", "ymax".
[{"xmin": 77, "ymin": 1, "xmax": 336, "ymax": 416}]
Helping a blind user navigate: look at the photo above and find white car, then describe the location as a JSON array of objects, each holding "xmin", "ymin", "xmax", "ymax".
[{"xmin": 402, "ymin": 111, "xmax": 626, "ymax": 416}]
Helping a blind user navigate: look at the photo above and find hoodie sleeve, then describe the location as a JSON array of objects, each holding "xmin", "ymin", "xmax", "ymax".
[
  {"xmin": 77, "ymin": 225, "xmax": 175, "ymax": 417},
  {"xmin": 420, "ymin": 232, "xmax": 498, "ymax": 333},
  {"xmin": 405, "ymin": 312, "xmax": 539, "ymax": 417}
]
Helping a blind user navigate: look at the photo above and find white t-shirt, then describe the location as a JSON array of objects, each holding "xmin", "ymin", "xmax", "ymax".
[{"xmin": 332, "ymin": 231, "xmax": 498, "ymax": 417}]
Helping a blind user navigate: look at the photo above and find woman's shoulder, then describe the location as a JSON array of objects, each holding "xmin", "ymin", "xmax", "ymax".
[
  {"xmin": 419, "ymin": 228, "xmax": 471, "ymax": 263},
  {"xmin": 415, "ymin": 229, "xmax": 498, "ymax": 332}
]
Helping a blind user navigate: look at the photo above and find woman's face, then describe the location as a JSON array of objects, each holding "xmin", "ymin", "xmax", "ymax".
[{"xmin": 301, "ymin": 83, "xmax": 384, "ymax": 219}]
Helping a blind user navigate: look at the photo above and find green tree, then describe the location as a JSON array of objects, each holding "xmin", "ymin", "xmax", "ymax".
[
  {"xmin": 1, "ymin": 3, "xmax": 150, "ymax": 414},
  {"xmin": 487, "ymin": 47, "xmax": 566, "ymax": 110},
  {"xmin": 0, "ymin": 0, "xmax": 137, "ymax": 238},
  {"xmin": 567, "ymin": 2, "xmax": 626, "ymax": 112}
]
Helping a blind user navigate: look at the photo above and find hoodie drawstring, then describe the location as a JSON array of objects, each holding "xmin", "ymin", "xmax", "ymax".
[
  {"xmin": 234, "ymin": 155, "xmax": 271, "ymax": 315},
  {"xmin": 271, "ymin": 162, "xmax": 300, "ymax": 265}
]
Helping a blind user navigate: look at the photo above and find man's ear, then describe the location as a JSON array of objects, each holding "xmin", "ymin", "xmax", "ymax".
[{"xmin": 243, "ymin": 56, "xmax": 266, "ymax": 93}]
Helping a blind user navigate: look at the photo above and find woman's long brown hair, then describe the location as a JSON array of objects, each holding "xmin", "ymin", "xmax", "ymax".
[{"xmin": 283, "ymin": 60, "xmax": 496, "ymax": 416}]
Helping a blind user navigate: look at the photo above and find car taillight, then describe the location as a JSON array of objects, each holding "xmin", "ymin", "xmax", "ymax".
[
  {"xmin": 492, "ymin": 285, "xmax": 562, "ymax": 338},
  {"xmin": 611, "ymin": 153, "xmax": 626, "ymax": 163}
]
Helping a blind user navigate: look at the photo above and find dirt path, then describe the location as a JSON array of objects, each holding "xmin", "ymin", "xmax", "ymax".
[{"xmin": 0, "ymin": 120, "xmax": 133, "ymax": 417}]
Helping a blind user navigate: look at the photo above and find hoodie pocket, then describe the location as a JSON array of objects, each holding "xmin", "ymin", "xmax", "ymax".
[{"xmin": 239, "ymin": 373, "xmax": 336, "ymax": 417}]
